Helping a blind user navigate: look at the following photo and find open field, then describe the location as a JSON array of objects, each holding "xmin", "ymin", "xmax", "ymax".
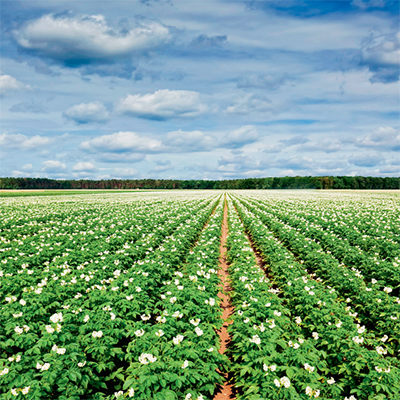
[{"xmin": 0, "ymin": 191, "xmax": 399, "ymax": 399}]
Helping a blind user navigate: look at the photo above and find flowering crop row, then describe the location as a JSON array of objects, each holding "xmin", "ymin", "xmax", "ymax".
[
  {"xmin": 0, "ymin": 196, "xmax": 215, "ymax": 318},
  {"xmin": 0, "ymin": 194, "xmax": 218, "ymax": 399},
  {"xmin": 1, "ymin": 191, "xmax": 399, "ymax": 399},
  {"xmin": 244, "ymin": 196, "xmax": 400, "ymax": 290},
  {"xmin": 0, "ymin": 196, "xmax": 210, "ymax": 277},
  {"xmin": 232, "ymin": 196, "xmax": 400, "ymax": 400},
  {"xmin": 0, "ymin": 196, "xmax": 213, "ymax": 334},
  {"xmin": 225, "ymin": 198, "xmax": 334, "ymax": 399},
  {"xmin": 119, "ymin": 197, "xmax": 227, "ymax": 400},
  {"xmin": 248, "ymin": 194, "xmax": 400, "ymax": 260},
  {"xmin": 238, "ymin": 196, "xmax": 400, "ymax": 354}
]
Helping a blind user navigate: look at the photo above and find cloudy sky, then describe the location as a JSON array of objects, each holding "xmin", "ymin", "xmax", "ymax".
[{"xmin": 0, "ymin": 0, "xmax": 399, "ymax": 180}]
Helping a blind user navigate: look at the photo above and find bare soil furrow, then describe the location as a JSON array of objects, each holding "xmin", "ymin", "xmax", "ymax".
[{"xmin": 214, "ymin": 198, "xmax": 235, "ymax": 400}]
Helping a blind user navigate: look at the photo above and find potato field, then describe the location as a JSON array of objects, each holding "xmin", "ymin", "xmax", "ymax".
[{"xmin": 0, "ymin": 191, "xmax": 399, "ymax": 400}]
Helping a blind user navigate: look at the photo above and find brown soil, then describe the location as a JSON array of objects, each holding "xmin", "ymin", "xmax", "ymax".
[{"xmin": 214, "ymin": 198, "xmax": 235, "ymax": 400}]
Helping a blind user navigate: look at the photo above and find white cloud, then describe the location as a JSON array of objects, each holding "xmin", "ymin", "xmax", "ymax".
[
  {"xmin": 78, "ymin": 125, "xmax": 260, "ymax": 162},
  {"xmin": 0, "ymin": 74, "xmax": 31, "ymax": 95},
  {"xmin": 164, "ymin": 125, "xmax": 260, "ymax": 152},
  {"xmin": 0, "ymin": 133, "xmax": 52, "ymax": 150},
  {"xmin": 298, "ymin": 138, "xmax": 342, "ymax": 153},
  {"xmin": 274, "ymin": 156, "xmax": 315, "ymax": 171},
  {"xmin": 222, "ymin": 125, "xmax": 259, "ymax": 148},
  {"xmin": 13, "ymin": 14, "xmax": 171, "ymax": 62},
  {"xmin": 42, "ymin": 160, "xmax": 66, "ymax": 172},
  {"xmin": 165, "ymin": 130, "xmax": 214, "ymax": 151},
  {"xmin": 81, "ymin": 131, "xmax": 163, "ymax": 153},
  {"xmin": 151, "ymin": 160, "xmax": 174, "ymax": 172},
  {"xmin": 361, "ymin": 31, "xmax": 400, "ymax": 83},
  {"xmin": 348, "ymin": 153, "xmax": 385, "ymax": 167},
  {"xmin": 118, "ymin": 89, "xmax": 208, "ymax": 119},
  {"xmin": 22, "ymin": 164, "xmax": 33, "ymax": 171},
  {"xmin": 12, "ymin": 170, "xmax": 33, "ymax": 177},
  {"xmin": 112, "ymin": 168, "xmax": 137, "ymax": 178},
  {"xmin": 226, "ymin": 94, "xmax": 274, "ymax": 115},
  {"xmin": 263, "ymin": 143, "xmax": 285, "ymax": 153},
  {"xmin": 72, "ymin": 161, "xmax": 97, "ymax": 172},
  {"xmin": 354, "ymin": 126, "xmax": 400, "ymax": 151},
  {"xmin": 64, "ymin": 102, "xmax": 110, "ymax": 124}
]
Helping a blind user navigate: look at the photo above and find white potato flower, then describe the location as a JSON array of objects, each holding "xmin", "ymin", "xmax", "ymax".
[
  {"xmin": 195, "ymin": 327, "xmax": 203, "ymax": 336},
  {"xmin": 249, "ymin": 335, "xmax": 261, "ymax": 345},
  {"xmin": 173, "ymin": 335, "xmax": 184, "ymax": 345}
]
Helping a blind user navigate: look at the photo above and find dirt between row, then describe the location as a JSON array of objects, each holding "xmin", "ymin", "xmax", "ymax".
[{"xmin": 214, "ymin": 199, "xmax": 235, "ymax": 400}]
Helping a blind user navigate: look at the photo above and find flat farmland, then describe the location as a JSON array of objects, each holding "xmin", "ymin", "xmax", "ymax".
[{"xmin": 0, "ymin": 191, "xmax": 399, "ymax": 400}]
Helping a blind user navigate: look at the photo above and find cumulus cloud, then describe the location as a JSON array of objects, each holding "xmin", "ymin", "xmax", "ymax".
[
  {"xmin": 111, "ymin": 168, "xmax": 137, "ymax": 178},
  {"xmin": 263, "ymin": 143, "xmax": 285, "ymax": 153},
  {"xmin": 361, "ymin": 31, "xmax": 400, "ymax": 83},
  {"xmin": 348, "ymin": 153, "xmax": 385, "ymax": 167},
  {"xmin": 22, "ymin": 164, "xmax": 33, "ymax": 171},
  {"xmin": 79, "ymin": 125, "xmax": 262, "ymax": 162},
  {"xmin": 354, "ymin": 126, "xmax": 400, "ymax": 151},
  {"xmin": 280, "ymin": 136, "xmax": 310, "ymax": 146},
  {"xmin": 64, "ymin": 101, "xmax": 110, "ymax": 124},
  {"xmin": 0, "ymin": 133, "xmax": 52, "ymax": 150},
  {"xmin": 13, "ymin": 14, "xmax": 171, "ymax": 66},
  {"xmin": 298, "ymin": 138, "xmax": 342, "ymax": 153},
  {"xmin": 42, "ymin": 160, "xmax": 66, "ymax": 172},
  {"xmin": 72, "ymin": 161, "xmax": 97, "ymax": 172},
  {"xmin": 151, "ymin": 160, "xmax": 174, "ymax": 172},
  {"xmin": 81, "ymin": 131, "xmax": 163, "ymax": 154},
  {"xmin": 263, "ymin": 135, "xmax": 341, "ymax": 154},
  {"xmin": 164, "ymin": 130, "xmax": 214, "ymax": 151},
  {"xmin": 226, "ymin": 94, "xmax": 274, "ymax": 114},
  {"xmin": 118, "ymin": 89, "xmax": 207, "ymax": 120},
  {"xmin": 12, "ymin": 170, "xmax": 32, "ymax": 178},
  {"xmin": 164, "ymin": 125, "xmax": 260, "ymax": 152},
  {"xmin": 218, "ymin": 153, "xmax": 257, "ymax": 170},
  {"xmin": 0, "ymin": 74, "xmax": 31, "ymax": 95},
  {"xmin": 263, "ymin": 136, "xmax": 310, "ymax": 153},
  {"xmin": 222, "ymin": 125, "xmax": 260, "ymax": 148},
  {"xmin": 274, "ymin": 156, "xmax": 315, "ymax": 171}
]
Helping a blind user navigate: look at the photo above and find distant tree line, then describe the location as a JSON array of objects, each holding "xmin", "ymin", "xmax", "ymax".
[{"xmin": 0, "ymin": 176, "xmax": 399, "ymax": 190}]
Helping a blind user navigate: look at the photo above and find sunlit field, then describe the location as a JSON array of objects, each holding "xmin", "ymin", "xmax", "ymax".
[{"xmin": 1, "ymin": 191, "xmax": 399, "ymax": 400}]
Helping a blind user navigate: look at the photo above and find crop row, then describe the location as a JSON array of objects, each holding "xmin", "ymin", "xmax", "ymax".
[
  {"xmin": 0, "ymin": 196, "xmax": 212, "ymax": 276},
  {"xmin": 0, "ymin": 197, "xmax": 212, "ymax": 320},
  {"xmin": 0, "ymin": 196, "xmax": 219, "ymax": 399},
  {"xmin": 232, "ymin": 196, "xmax": 400, "ymax": 400},
  {"xmin": 244, "ymin": 196, "xmax": 400, "ymax": 296},
  {"xmin": 120, "ymin": 197, "xmax": 227, "ymax": 400},
  {"xmin": 250, "ymin": 194, "xmax": 400, "ymax": 260},
  {"xmin": 237, "ymin": 196, "xmax": 400, "ymax": 354},
  {"xmin": 226, "ymin": 198, "xmax": 335, "ymax": 400}
]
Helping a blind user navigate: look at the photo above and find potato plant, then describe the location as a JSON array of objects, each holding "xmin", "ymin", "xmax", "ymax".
[
  {"xmin": 232, "ymin": 196, "xmax": 400, "ymax": 399},
  {"xmin": 1, "ymin": 191, "xmax": 399, "ymax": 400}
]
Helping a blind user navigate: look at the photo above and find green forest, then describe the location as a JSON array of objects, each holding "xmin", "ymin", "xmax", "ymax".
[{"xmin": 1, "ymin": 176, "xmax": 399, "ymax": 190}]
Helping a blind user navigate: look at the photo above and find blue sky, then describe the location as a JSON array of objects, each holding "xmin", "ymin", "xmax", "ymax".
[{"xmin": 0, "ymin": 0, "xmax": 399, "ymax": 180}]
